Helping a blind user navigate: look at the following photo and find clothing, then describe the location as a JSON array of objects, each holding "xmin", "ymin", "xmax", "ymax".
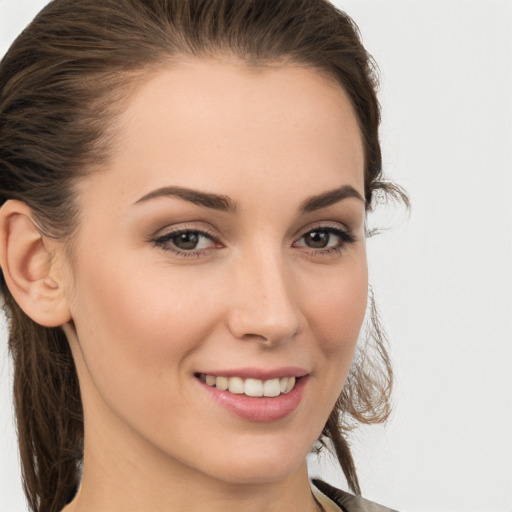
[{"xmin": 312, "ymin": 479, "xmax": 398, "ymax": 512}]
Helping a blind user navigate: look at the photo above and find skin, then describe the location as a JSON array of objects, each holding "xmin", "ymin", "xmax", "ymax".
[{"xmin": 7, "ymin": 59, "xmax": 368, "ymax": 512}]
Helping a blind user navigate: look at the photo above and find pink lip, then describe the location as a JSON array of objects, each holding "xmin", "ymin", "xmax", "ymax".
[{"xmin": 197, "ymin": 374, "xmax": 309, "ymax": 423}]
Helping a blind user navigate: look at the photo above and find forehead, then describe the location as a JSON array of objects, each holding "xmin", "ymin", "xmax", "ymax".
[{"xmin": 83, "ymin": 58, "xmax": 365, "ymax": 206}]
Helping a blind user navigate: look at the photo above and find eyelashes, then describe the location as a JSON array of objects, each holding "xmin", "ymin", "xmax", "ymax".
[
  {"xmin": 152, "ymin": 227, "xmax": 220, "ymax": 258},
  {"xmin": 152, "ymin": 224, "xmax": 356, "ymax": 259},
  {"xmin": 292, "ymin": 226, "xmax": 355, "ymax": 252}
]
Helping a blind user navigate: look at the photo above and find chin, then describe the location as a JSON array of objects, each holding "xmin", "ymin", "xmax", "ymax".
[
  {"xmin": 209, "ymin": 460, "xmax": 305, "ymax": 486},
  {"xmin": 193, "ymin": 435, "xmax": 312, "ymax": 486}
]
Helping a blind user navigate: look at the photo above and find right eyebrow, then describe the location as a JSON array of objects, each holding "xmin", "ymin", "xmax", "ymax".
[
  {"xmin": 133, "ymin": 186, "xmax": 238, "ymax": 213},
  {"xmin": 299, "ymin": 185, "xmax": 365, "ymax": 213}
]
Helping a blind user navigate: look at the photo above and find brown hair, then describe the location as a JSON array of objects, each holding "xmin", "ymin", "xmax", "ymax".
[{"xmin": 0, "ymin": 1, "xmax": 405, "ymax": 510}]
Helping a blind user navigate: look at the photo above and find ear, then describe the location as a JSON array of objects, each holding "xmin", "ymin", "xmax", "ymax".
[{"xmin": 0, "ymin": 200, "xmax": 71, "ymax": 327}]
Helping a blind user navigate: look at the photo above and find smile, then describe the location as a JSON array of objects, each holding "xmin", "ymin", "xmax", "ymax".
[{"xmin": 198, "ymin": 373, "xmax": 296, "ymax": 397}]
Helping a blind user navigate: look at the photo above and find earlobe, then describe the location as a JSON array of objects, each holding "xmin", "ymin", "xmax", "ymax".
[{"xmin": 0, "ymin": 200, "xmax": 71, "ymax": 327}]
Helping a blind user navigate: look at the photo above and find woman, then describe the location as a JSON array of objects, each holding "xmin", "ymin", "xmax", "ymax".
[{"xmin": 0, "ymin": 1, "xmax": 405, "ymax": 511}]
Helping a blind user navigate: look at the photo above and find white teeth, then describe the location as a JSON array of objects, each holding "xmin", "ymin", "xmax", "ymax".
[
  {"xmin": 200, "ymin": 374, "xmax": 298, "ymax": 397},
  {"xmin": 263, "ymin": 378, "xmax": 281, "ymax": 397},
  {"xmin": 216, "ymin": 376, "xmax": 229, "ymax": 391},
  {"xmin": 228, "ymin": 376, "xmax": 244, "ymax": 394},
  {"xmin": 285, "ymin": 376, "xmax": 295, "ymax": 393},
  {"xmin": 244, "ymin": 378, "xmax": 264, "ymax": 397}
]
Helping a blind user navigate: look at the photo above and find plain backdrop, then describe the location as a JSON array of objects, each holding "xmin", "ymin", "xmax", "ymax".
[{"xmin": 1, "ymin": 1, "xmax": 511, "ymax": 511}]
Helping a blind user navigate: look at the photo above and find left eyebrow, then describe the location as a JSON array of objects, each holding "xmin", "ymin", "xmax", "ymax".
[
  {"xmin": 299, "ymin": 185, "xmax": 365, "ymax": 213},
  {"xmin": 133, "ymin": 186, "xmax": 237, "ymax": 212}
]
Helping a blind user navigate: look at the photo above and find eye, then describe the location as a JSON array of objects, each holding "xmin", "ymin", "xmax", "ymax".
[
  {"xmin": 294, "ymin": 226, "xmax": 355, "ymax": 253},
  {"xmin": 152, "ymin": 228, "xmax": 219, "ymax": 255},
  {"xmin": 171, "ymin": 231, "xmax": 212, "ymax": 250},
  {"xmin": 302, "ymin": 230, "xmax": 333, "ymax": 249}
]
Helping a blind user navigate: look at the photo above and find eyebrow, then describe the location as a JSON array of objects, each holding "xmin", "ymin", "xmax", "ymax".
[
  {"xmin": 134, "ymin": 184, "xmax": 364, "ymax": 213},
  {"xmin": 134, "ymin": 186, "xmax": 237, "ymax": 212},
  {"xmin": 299, "ymin": 185, "xmax": 365, "ymax": 212}
]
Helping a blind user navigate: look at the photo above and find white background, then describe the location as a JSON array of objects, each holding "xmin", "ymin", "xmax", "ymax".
[{"xmin": 1, "ymin": 1, "xmax": 511, "ymax": 511}]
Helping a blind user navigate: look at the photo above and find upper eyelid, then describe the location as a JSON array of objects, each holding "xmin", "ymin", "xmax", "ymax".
[
  {"xmin": 298, "ymin": 225, "xmax": 349, "ymax": 236},
  {"xmin": 293, "ymin": 221, "xmax": 351, "ymax": 239},
  {"xmin": 153, "ymin": 224, "xmax": 218, "ymax": 240},
  {"xmin": 154, "ymin": 221, "xmax": 348, "ymax": 236},
  {"xmin": 153, "ymin": 222, "xmax": 351, "ymax": 239},
  {"xmin": 294, "ymin": 226, "xmax": 354, "ymax": 244}
]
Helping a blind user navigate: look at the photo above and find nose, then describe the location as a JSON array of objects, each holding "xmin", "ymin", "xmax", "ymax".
[{"xmin": 226, "ymin": 248, "xmax": 302, "ymax": 346}]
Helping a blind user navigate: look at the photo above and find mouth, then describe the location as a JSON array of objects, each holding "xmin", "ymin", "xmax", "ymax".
[
  {"xmin": 194, "ymin": 370, "xmax": 308, "ymax": 422},
  {"xmin": 196, "ymin": 373, "xmax": 297, "ymax": 398}
]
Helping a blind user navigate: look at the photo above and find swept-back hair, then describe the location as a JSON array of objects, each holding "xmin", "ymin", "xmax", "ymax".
[{"xmin": 0, "ymin": 1, "xmax": 404, "ymax": 510}]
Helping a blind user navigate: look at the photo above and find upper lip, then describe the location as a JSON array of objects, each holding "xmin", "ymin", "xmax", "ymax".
[{"xmin": 196, "ymin": 367, "xmax": 309, "ymax": 380}]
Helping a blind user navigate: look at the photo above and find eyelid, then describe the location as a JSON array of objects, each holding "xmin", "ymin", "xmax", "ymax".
[
  {"xmin": 152, "ymin": 221, "xmax": 220, "ymax": 240},
  {"xmin": 294, "ymin": 220, "xmax": 353, "ymax": 239}
]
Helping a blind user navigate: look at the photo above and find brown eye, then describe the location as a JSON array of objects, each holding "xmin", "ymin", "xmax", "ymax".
[
  {"xmin": 153, "ymin": 229, "xmax": 218, "ymax": 254},
  {"xmin": 303, "ymin": 230, "xmax": 330, "ymax": 249},
  {"xmin": 294, "ymin": 226, "xmax": 355, "ymax": 254},
  {"xmin": 172, "ymin": 232, "xmax": 200, "ymax": 250}
]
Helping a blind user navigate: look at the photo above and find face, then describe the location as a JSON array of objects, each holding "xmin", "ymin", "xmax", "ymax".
[{"xmin": 62, "ymin": 59, "xmax": 367, "ymax": 486}]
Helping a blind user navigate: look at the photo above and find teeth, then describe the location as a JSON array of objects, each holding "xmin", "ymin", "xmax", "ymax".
[
  {"xmin": 200, "ymin": 374, "xmax": 298, "ymax": 397},
  {"xmin": 263, "ymin": 378, "xmax": 281, "ymax": 397},
  {"xmin": 216, "ymin": 376, "xmax": 229, "ymax": 391},
  {"xmin": 245, "ymin": 378, "xmax": 263, "ymax": 397},
  {"xmin": 228, "ymin": 376, "xmax": 244, "ymax": 394},
  {"xmin": 285, "ymin": 376, "xmax": 295, "ymax": 393}
]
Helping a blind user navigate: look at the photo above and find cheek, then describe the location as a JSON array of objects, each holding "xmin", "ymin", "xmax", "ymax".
[
  {"xmin": 66, "ymin": 262, "xmax": 224, "ymax": 444},
  {"xmin": 68, "ymin": 255, "xmax": 224, "ymax": 386},
  {"xmin": 292, "ymin": 258, "xmax": 368, "ymax": 438},
  {"xmin": 302, "ymin": 259, "xmax": 368, "ymax": 357},
  {"xmin": 298, "ymin": 257, "xmax": 368, "ymax": 422}
]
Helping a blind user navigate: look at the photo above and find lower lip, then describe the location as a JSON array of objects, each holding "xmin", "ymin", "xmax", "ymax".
[{"xmin": 198, "ymin": 376, "xmax": 308, "ymax": 422}]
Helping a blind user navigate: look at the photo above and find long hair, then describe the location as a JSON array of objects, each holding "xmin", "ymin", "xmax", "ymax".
[{"xmin": 0, "ymin": 1, "xmax": 405, "ymax": 510}]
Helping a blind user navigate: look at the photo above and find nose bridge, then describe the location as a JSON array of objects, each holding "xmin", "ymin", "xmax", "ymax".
[{"xmin": 227, "ymin": 243, "xmax": 301, "ymax": 345}]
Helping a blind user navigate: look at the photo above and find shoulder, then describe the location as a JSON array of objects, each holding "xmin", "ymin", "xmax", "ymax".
[{"xmin": 312, "ymin": 479, "xmax": 399, "ymax": 512}]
